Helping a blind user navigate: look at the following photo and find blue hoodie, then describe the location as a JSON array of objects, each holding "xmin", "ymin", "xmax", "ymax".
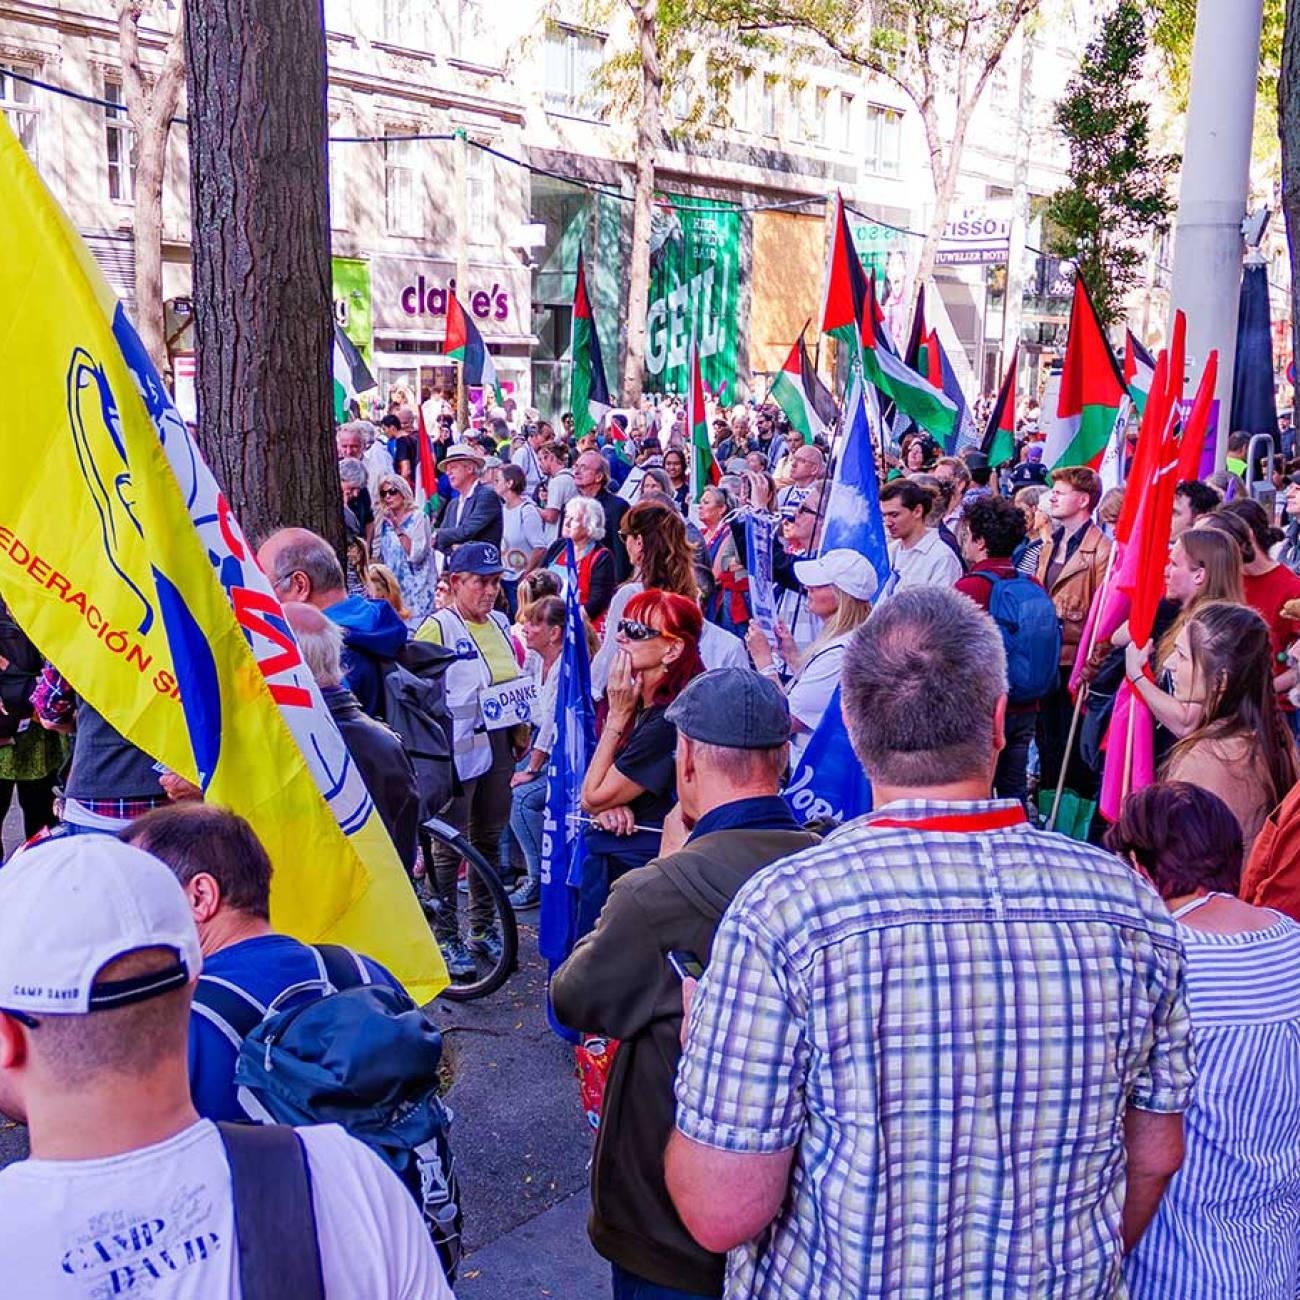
[{"xmin": 323, "ymin": 595, "xmax": 409, "ymax": 718}]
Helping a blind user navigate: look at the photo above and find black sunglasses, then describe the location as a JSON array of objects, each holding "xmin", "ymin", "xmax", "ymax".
[{"xmin": 617, "ymin": 618, "xmax": 663, "ymax": 642}]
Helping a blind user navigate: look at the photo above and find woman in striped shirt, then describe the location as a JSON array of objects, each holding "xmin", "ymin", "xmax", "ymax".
[{"xmin": 1107, "ymin": 781, "xmax": 1300, "ymax": 1298}]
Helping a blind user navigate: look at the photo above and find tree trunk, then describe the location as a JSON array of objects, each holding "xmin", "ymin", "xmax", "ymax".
[
  {"xmin": 118, "ymin": 1, "xmax": 186, "ymax": 374},
  {"xmin": 182, "ymin": 0, "xmax": 342, "ymax": 555},
  {"xmin": 1281, "ymin": 0, "xmax": 1300, "ymax": 417},
  {"xmin": 620, "ymin": 0, "xmax": 661, "ymax": 407}
]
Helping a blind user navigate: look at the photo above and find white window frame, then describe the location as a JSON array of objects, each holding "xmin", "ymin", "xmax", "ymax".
[
  {"xmin": 543, "ymin": 26, "xmax": 606, "ymax": 120},
  {"xmin": 104, "ymin": 76, "xmax": 135, "ymax": 203},
  {"xmin": 327, "ymin": 142, "xmax": 347, "ymax": 230},
  {"xmin": 466, "ymin": 143, "xmax": 494, "ymax": 243},
  {"xmin": 839, "ymin": 92, "xmax": 855, "ymax": 153},
  {"xmin": 384, "ymin": 131, "xmax": 420, "ymax": 236},
  {"xmin": 760, "ymin": 75, "xmax": 777, "ymax": 137},
  {"xmin": 864, "ymin": 103, "xmax": 903, "ymax": 178},
  {"xmin": 0, "ymin": 64, "xmax": 38, "ymax": 168}
]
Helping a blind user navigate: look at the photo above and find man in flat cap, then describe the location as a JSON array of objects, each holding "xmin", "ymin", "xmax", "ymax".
[{"xmin": 551, "ymin": 668, "xmax": 818, "ymax": 1300}]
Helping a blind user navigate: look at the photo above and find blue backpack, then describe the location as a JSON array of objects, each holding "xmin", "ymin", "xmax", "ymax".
[
  {"xmin": 981, "ymin": 571, "xmax": 1061, "ymax": 704},
  {"xmin": 193, "ymin": 944, "xmax": 462, "ymax": 1283}
]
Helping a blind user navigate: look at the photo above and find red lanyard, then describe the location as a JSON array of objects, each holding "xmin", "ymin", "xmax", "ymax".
[{"xmin": 870, "ymin": 806, "xmax": 1028, "ymax": 833}]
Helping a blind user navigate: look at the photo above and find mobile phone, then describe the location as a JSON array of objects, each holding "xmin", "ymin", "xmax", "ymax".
[{"xmin": 667, "ymin": 950, "xmax": 704, "ymax": 982}]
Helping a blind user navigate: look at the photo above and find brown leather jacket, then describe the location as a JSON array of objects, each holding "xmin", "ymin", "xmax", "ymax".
[{"xmin": 1036, "ymin": 522, "xmax": 1113, "ymax": 668}]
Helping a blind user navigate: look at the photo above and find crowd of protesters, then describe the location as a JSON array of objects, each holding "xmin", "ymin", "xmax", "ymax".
[{"xmin": 6, "ymin": 379, "xmax": 1300, "ymax": 1297}]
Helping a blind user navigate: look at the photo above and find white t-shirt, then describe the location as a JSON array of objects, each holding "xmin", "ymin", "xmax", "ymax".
[
  {"xmin": 501, "ymin": 497, "xmax": 547, "ymax": 580},
  {"xmin": 699, "ymin": 619, "xmax": 748, "ymax": 671},
  {"xmin": 542, "ymin": 470, "xmax": 578, "ymax": 541},
  {"xmin": 787, "ymin": 633, "xmax": 852, "ymax": 758},
  {"xmin": 0, "ymin": 1119, "xmax": 450, "ymax": 1300},
  {"xmin": 512, "ymin": 441, "xmax": 544, "ymax": 495}
]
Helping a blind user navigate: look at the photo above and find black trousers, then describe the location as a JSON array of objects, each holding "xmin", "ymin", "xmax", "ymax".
[
  {"xmin": 0, "ymin": 772, "xmax": 57, "ymax": 843},
  {"xmin": 994, "ymin": 710, "xmax": 1037, "ymax": 807},
  {"xmin": 1036, "ymin": 668, "xmax": 1098, "ymax": 801}
]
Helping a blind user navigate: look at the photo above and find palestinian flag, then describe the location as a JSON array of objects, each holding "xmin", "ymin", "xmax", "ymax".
[
  {"xmin": 770, "ymin": 326, "xmax": 836, "ymax": 444},
  {"xmin": 569, "ymin": 249, "xmax": 611, "ymax": 439},
  {"xmin": 445, "ymin": 291, "xmax": 503, "ymax": 407},
  {"xmin": 1124, "ymin": 329, "xmax": 1156, "ymax": 416},
  {"xmin": 414, "ymin": 402, "xmax": 441, "ymax": 519},
  {"xmin": 982, "ymin": 345, "xmax": 1018, "ymax": 467},
  {"xmin": 688, "ymin": 337, "xmax": 718, "ymax": 502},
  {"xmin": 1043, "ymin": 275, "xmax": 1126, "ymax": 471},
  {"xmin": 819, "ymin": 195, "xmax": 954, "ymax": 443},
  {"xmin": 904, "ymin": 283, "xmax": 929, "ymax": 375},
  {"xmin": 333, "ymin": 323, "xmax": 375, "ymax": 422}
]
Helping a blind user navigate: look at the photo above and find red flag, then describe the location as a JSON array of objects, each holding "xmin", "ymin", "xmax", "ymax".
[
  {"xmin": 1115, "ymin": 350, "xmax": 1170, "ymax": 547},
  {"xmin": 1126, "ymin": 402, "xmax": 1183, "ymax": 648},
  {"xmin": 1176, "ymin": 351, "xmax": 1219, "ymax": 484},
  {"xmin": 1165, "ymin": 309, "xmax": 1187, "ymax": 416}
]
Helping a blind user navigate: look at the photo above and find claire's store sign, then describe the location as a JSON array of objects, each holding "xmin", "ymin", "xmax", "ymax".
[{"xmin": 400, "ymin": 276, "xmax": 509, "ymax": 323}]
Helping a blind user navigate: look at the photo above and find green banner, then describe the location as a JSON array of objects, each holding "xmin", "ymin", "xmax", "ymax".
[
  {"xmin": 644, "ymin": 193, "xmax": 740, "ymax": 399},
  {"xmin": 331, "ymin": 256, "xmax": 372, "ymax": 366}
]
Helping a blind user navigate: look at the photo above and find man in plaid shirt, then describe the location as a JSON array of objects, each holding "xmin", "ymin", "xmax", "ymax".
[{"xmin": 667, "ymin": 587, "xmax": 1195, "ymax": 1298}]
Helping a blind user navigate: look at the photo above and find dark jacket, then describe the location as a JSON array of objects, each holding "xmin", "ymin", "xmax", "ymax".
[
  {"xmin": 434, "ymin": 480, "xmax": 503, "ymax": 552},
  {"xmin": 323, "ymin": 686, "xmax": 420, "ymax": 869},
  {"xmin": 324, "ymin": 594, "xmax": 408, "ymax": 719},
  {"xmin": 551, "ymin": 825, "xmax": 819, "ymax": 1294},
  {"xmin": 542, "ymin": 539, "xmax": 617, "ymax": 622},
  {"xmin": 591, "ymin": 487, "xmax": 630, "ymax": 582}
]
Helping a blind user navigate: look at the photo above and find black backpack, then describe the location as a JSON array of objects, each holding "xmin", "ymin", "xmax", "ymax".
[
  {"xmin": 380, "ymin": 640, "xmax": 458, "ymax": 818},
  {"xmin": 0, "ymin": 600, "xmax": 42, "ymax": 742},
  {"xmin": 192, "ymin": 943, "xmax": 463, "ymax": 1283}
]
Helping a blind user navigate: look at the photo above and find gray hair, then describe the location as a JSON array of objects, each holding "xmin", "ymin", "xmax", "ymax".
[
  {"xmin": 295, "ymin": 614, "xmax": 344, "ymax": 688},
  {"xmin": 337, "ymin": 419, "xmax": 373, "ymax": 448},
  {"xmin": 689, "ymin": 737, "xmax": 788, "ymax": 787},
  {"xmin": 640, "ymin": 467, "xmax": 673, "ymax": 496},
  {"xmin": 266, "ymin": 529, "xmax": 346, "ymax": 595},
  {"xmin": 564, "ymin": 495, "xmax": 606, "ymax": 540},
  {"xmin": 842, "ymin": 587, "xmax": 1007, "ymax": 786},
  {"xmin": 338, "ymin": 456, "xmax": 367, "ymax": 488}
]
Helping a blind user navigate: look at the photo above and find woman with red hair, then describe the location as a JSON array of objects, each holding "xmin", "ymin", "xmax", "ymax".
[{"xmin": 579, "ymin": 589, "xmax": 704, "ymax": 934}]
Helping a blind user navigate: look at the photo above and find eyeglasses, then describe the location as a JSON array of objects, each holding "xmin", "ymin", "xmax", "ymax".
[{"xmin": 618, "ymin": 618, "xmax": 675, "ymax": 642}]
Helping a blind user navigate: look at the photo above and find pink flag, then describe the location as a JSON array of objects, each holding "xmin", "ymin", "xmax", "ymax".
[{"xmin": 1100, "ymin": 680, "xmax": 1155, "ymax": 822}]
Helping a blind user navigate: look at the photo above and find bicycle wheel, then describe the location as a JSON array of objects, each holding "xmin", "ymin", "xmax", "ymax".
[{"xmin": 417, "ymin": 815, "xmax": 518, "ymax": 1002}]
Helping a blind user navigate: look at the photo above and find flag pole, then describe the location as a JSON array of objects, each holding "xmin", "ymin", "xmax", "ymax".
[
  {"xmin": 1120, "ymin": 687, "xmax": 1138, "ymax": 801},
  {"xmin": 1045, "ymin": 536, "xmax": 1120, "ymax": 832}
]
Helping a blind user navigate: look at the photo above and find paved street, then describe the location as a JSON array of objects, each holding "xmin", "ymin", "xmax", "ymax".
[{"xmin": 0, "ymin": 796, "xmax": 609, "ymax": 1294}]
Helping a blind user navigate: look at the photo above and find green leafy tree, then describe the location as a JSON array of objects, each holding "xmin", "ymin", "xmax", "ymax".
[
  {"xmin": 1045, "ymin": 0, "xmax": 1178, "ymax": 326},
  {"xmin": 571, "ymin": 0, "xmax": 1043, "ymax": 400}
]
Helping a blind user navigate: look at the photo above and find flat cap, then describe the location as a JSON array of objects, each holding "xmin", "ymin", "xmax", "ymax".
[{"xmin": 665, "ymin": 667, "xmax": 790, "ymax": 749}]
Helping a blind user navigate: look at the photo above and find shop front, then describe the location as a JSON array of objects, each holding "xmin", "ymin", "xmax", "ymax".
[{"xmin": 370, "ymin": 252, "xmax": 535, "ymax": 412}]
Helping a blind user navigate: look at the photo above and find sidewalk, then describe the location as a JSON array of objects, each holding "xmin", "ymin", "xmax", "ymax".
[{"xmin": 457, "ymin": 1190, "xmax": 609, "ymax": 1298}]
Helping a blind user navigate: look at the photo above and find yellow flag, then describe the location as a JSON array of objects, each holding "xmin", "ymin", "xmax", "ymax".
[{"xmin": 0, "ymin": 117, "xmax": 446, "ymax": 1001}]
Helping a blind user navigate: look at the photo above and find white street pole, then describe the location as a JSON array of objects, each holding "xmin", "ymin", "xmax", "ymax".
[{"xmin": 1167, "ymin": 0, "xmax": 1265, "ymax": 469}]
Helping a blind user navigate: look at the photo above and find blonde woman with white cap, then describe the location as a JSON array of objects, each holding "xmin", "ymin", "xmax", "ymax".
[{"xmin": 747, "ymin": 548, "xmax": 878, "ymax": 757}]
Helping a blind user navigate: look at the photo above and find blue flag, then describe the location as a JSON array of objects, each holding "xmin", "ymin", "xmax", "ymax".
[
  {"xmin": 820, "ymin": 374, "xmax": 891, "ymax": 591},
  {"xmin": 539, "ymin": 541, "xmax": 597, "ymax": 969},
  {"xmin": 784, "ymin": 686, "xmax": 872, "ymax": 826}
]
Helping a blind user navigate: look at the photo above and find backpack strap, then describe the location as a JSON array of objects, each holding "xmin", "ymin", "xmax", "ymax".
[
  {"xmin": 191, "ymin": 977, "xmax": 267, "ymax": 1050},
  {"xmin": 310, "ymin": 943, "xmax": 373, "ymax": 992},
  {"xmin": 217, "ymin": 1122, "xmax": 325, "ymax": 1300}
]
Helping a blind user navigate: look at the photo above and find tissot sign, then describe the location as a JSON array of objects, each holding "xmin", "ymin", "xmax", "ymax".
[{"xmin": 935, "ymin": 202, "xmax": 1013, "ymax": 266}]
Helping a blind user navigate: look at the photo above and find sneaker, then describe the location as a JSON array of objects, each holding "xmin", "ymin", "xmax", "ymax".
[
  {"xmin": 466, "ymin": 928, "xmax": 504, "ymax": 966},
  {"xmin": 508, "ymin": 877, "xmax": 540, "ymax": 911},
  {"xmin": 438, "ymin": 936, "xmax": 477, "ymax": 981}
]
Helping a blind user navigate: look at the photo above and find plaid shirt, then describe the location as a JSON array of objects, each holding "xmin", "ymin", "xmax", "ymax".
[{"xmin": 675, "ymin": 799, "xmax": 1195, "ymax": 1299}]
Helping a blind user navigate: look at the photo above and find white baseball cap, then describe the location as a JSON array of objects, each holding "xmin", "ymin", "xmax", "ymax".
[
  {"xmin": 793, "ymin": 548, "xmax": 880, "ymax": 602},
  {"xmin": 0, "ymin": 836, "xmax": 201, "ymax": 1017}
]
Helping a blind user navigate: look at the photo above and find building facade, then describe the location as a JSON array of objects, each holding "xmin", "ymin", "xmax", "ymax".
[{"xmin": 1, "ymin": 0, "xmax": 1214, "ymax": 421}]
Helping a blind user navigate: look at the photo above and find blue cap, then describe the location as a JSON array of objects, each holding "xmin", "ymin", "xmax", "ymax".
[
  {"xmin": 665, "ymin": 667, "xmax": 791, "ymax": 749},
  {"xmin": 447, "ymin": 542, "xmax": 505, "ymax": 576}
]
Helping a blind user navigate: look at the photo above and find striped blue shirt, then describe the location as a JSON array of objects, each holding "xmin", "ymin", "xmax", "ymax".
[
  {"xmin": 1125, "ymin": 902, "xmax": 1300, "ymax": 1298},
  {"xmin": 674, "ymin": 799, "xmax": 1196, "ymax": 1299}
]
